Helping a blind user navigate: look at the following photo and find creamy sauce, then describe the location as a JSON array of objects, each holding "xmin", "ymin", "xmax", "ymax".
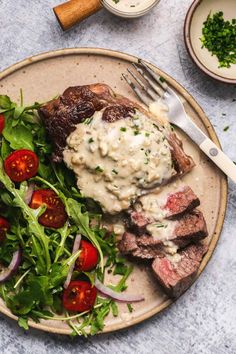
[
  {"xmin": 63, "ymin": 108, "xmax": 174, "ymax": 214},
  {"xmin": 146, "ymin": 220, "xmax": 176, "ymax": 241},
  {"xmin": 104, "ymin": 0, "xmax": 157, "ymax": 13}
]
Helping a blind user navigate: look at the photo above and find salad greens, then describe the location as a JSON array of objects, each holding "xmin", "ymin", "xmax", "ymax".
[{"xmin": 0, "ymin": 93, "xmax": 133, "ymax": 336}]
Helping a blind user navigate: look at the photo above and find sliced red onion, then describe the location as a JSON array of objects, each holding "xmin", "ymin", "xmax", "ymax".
[
  {"xmin": 0, "ymin": 248, "xmax": 21, "ymax": 283},
  {"xmin": 23, "ymin": 182, "xmax": 35, "ymax": 204},
  {"xmin": 95, "ymin": 278, "xmax": 145, "ymax": 303},
  {"xmin": 64, "ymin": 234, "xmax": 81, "ymax": 289}
]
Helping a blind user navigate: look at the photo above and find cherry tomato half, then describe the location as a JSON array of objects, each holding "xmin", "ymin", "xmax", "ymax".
[
  {"xmin": 0, "ymin": 216, "xmax": 10, "ymax": 244},
  {"xmin": 63, "ymin": 280, "xmax": 97, "ymax": 312},
  {"xmin": 0, "ymin": 114, "xmax": 5, "ymax": 134},
  {"xmin": 29, "ymin": 189, "xmax": 67, "ymax": 229},
  {"xmin": 4, "ymin": 149, "xmax": 39, "ymax": 183},
  {"xmin": 75, "ymin": 240, "xmax": 99, "ymax": 271}
]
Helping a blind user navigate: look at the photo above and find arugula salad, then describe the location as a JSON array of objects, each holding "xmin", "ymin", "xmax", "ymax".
[{"xmin": 0, "ymin": 93, "xmax": 142, "ymax": 336}]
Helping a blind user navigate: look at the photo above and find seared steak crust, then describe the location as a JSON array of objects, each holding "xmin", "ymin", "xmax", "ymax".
[
  {"xmin": 152, "ymin": 243, "xmax": 208, "ymax": 298},
  {"xmin": 102, "ymin": 105, "xmax": 135, "ymax": 122}
]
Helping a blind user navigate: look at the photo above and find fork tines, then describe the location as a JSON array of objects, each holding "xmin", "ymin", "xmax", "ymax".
[{"xmin": 122, "ymin": 59, "xmax": 168, "ymax": 107}]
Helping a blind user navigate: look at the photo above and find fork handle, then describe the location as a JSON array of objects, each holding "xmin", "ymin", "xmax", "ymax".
[{"xmin": 200, "ymin": 138, "xmax": 236, "ymax": 184}]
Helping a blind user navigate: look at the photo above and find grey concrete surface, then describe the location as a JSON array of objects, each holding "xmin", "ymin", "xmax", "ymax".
[{"xmin": 0, "ymin": 0, "xmax": 235, "ymax": 353}]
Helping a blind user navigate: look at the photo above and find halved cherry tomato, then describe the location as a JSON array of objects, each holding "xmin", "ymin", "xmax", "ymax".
[
  {"xmin": 4, "ymin": 149, "xmax": 39, "ymax": 182},
  {"xmin": 75, "ymin": 240, "xmax": 99, "ymax": 271},
  {"xmin": 29, "ymin": 189, "xmax": 67, "ymax": 229},
  {"xmin": 0, "ymin": 216, "xmax": 10, "ymax": 244},
  {"xmin": 0, "ymin": 114, "xmax": 5, "ymax": 134},
  {"xmin": 63, "ymin": 280, "xmax": 97, "ymax": 312}
]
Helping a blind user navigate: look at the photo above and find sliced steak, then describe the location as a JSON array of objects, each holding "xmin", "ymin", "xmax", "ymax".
[
  {"xmin": 152, "ymin": 243, "xmax": 208, "ymax": 298},
  {"xmin": 127, "ymin": 186, "xmax": 200, "ymax": 234},
  {"xmin": 118, "ymin": 232, "xmax": 163, "ymax": 259},
  {"xmin": 119, "ymin": 210, "xmax": 208, "ymax": 259},
  {"xmin": 39, "ymin": 83, "xmax": 195, "ymax": 178},
  {"xmin": 164, "ymin": 186, "xmax": 200, "ymax": 219}
]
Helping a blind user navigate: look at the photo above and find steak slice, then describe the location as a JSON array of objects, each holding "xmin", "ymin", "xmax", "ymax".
[
  {"xmin": 118, "ymin": 232, "xmax": 163, "ymax": 259},
  {"xmin": 164, "ymin": 186, "xmax": 200, "ymax": 219},
  {"xmin": 39, "ymin": 84, "xmax": 195, "ymax": 178},
  {"xmin": 127, "ymin": 186, "xmax": 200, "ymax": 234},
  {"xmin": 119, "ymin": 210, "xmax": 208, "ymax": 259},
  {"xmin": 152, "ymin": 243, "xmax": 208, "ymax": 297}
]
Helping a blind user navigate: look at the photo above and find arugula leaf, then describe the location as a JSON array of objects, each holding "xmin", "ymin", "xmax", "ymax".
[
  {"xmin": 3, "ymin": 119, "xmax": 34, "ymax": 151},
  {"xmin": 0, "ymin": 158, "xmax": 51, "ymax": 273},
  {"xmin": 0, "ymin": 95, "xmax": 14, "ymax": 111},
  {"xmin": 18, "ymin": 317, "xmax": 29, "ymax": 330}
]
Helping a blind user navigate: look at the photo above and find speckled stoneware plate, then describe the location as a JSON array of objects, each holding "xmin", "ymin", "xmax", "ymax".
[
  {"xmin": 0, "ymin": 48, "xmax": 227, "ymax": 335},
  {"xmin": 184, "ymin": 0, "xmax": 236, "ymax": 84}
]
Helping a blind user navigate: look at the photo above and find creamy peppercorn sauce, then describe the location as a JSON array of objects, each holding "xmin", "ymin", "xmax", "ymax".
[{"xmin": 63, "ymin": 108, "xmax": 174, "ymax": 214}]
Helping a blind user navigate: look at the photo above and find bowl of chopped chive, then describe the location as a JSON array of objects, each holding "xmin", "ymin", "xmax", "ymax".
[{"xmin": 184, "ymin": 0, "xmax": 236, "ymax": 84}]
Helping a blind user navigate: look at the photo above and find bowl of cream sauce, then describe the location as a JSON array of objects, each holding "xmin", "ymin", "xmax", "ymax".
[{"xmin": 101, "ymin": 0, "xmax": 160, "ymax": 18}]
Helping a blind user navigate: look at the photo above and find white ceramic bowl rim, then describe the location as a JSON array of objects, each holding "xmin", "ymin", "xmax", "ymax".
[{"xmin": 101, "ymin": 0, "xmax": 160, "ymax": 17}]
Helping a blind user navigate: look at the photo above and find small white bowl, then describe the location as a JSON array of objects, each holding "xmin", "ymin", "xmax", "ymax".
[
  {"xmin": 184, "ymin": 0, "xmax": 236, "ymax": 84},
  {"xmin": 101, "ymin": 0, "xmax": 160, "ymax": 19}
]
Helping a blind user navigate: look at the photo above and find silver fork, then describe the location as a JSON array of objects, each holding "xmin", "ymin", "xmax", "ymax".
[{"xmin": 123, "ymin": 59, "xmax": 236, "ymax": 184}]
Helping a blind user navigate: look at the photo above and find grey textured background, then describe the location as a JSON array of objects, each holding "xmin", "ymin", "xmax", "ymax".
[{"xmin": 0, "ymin": 0, "xmax": 236, "ymax": 353}]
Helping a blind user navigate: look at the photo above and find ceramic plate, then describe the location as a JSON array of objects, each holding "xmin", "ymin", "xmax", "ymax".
[
  {"xmin": 184, "ymin": 0, "xmax": 236, "ymax": 84},
  {"xmin": 0, "ymin": 48, "xmax": 227, "ymax": 335}
]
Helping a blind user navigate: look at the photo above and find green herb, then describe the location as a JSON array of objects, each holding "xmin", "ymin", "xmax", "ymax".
[
  {"xmin": 111, "ymin": 301, "xmax": 118, "ymax": 317},
  {"xmin": 120, "ymin": 127, "xmax": 127, "ymax": 132},
  {"xmin": 145, "ymin": 132, "xmax": 150, "ymax": 137},
  {"xmin": 83, "ymin": 117, "xmax": 93, "ymax": 125},
  {"xmin": 154, "ymin": 223, "xmax": 167, "ymax": 228},
  {"xmin": 88, "ymin": 137, "xmax": 94, "ymax": 143},
  {"xmin": 200, "ymin": 11, "xmax": 236, "ymax": 68},
  {"xmin": 112, "ymin": 169, "xmax": 118, "ymax": 175},
  {"xmin": 134, "ymin": 130, "xmax": 140, "ymax": 136},
  {"xmin": 127, "ymin": 304, "xmax": 133, "ymax": 313},
  {"xmin": 95, "ymin": 166, "xmax": 103, "ymax": 173},
  {"xmin": 223, "ymin": 126, "xmax": 230, "ymax": 131},
  {"xmin": 112, "ymin": 0, "xmax": 119, "ymax": 3},
  {"xmin": 159, "ymin": 76, "xmax": 166, "ymax": 83}
]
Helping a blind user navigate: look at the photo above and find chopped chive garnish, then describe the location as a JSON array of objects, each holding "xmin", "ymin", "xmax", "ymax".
[
  {"xmin": 120, "ymin": 127, "xmax": 127, "ymax": 132},
  {"xmin": 95, "ymin": 166, "xmax": 103, "ymax": 173},
  {"xmin": 159, "ymin": 76, "xmax": 166, "ymax": 83},
  {"xmin": 88, "ymin": 137, "xmax": 94, "ymax": 143},
  {"xmin": 84, "ymin": 117, "xmax": 93, "ymax": 124},
  {"xmin": 223, "ymin": 126, "xmax": 229, "ymax": 131},
  {"xmin": 112, "ymin": 169, "xmax": 118, "ymax": 175}
]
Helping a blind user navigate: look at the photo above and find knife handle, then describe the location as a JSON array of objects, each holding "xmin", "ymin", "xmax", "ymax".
[
  {"xmin": 200, "ymin": 138, "xmax": 236, "ymax": 184},
  {"xmin": 53, "ymin": 0, "xmax": 102, "ymax": 31}
]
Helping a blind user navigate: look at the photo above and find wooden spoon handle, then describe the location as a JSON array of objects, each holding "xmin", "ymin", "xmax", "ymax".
[{"xmin": 53, "ymin": 0, "xmax": 102, "ymax": 31}]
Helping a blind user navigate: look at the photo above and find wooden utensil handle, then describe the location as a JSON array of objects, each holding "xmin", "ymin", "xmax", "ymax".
[{"xmin": 53, "ymin": 0, "xmax": 102, "ymax": 31}]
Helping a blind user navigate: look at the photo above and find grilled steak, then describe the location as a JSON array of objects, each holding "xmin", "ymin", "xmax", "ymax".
[
  {"xmin": 152, "ymin": 243, "xmax": 208, "ymax": 297},
  {"xmin": 127, "ymin": 186, "xmax": 200, "ymax": 234},
  {"xmin": 119, "ymin": 210, "xmax": 208, "ymax": 259},
  {"xmin": 38, "ymin": 84, "xmax": 195, "ymax": 178}
]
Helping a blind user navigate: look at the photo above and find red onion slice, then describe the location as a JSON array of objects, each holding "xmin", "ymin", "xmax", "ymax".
[
  {"xmin": 0, "ymin": 248, "xmax": 21, "ymax": 283},
  {"xmin": 64, "ymin": 234, "xmax": 81, "ymax": 289},
  {"xmin": 95, "ymin": 278, "xmax": 144, "ymax": 303},
  {"xmin": 23, "ymin": 182, "xmax": 35, "ymax": 204}
]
